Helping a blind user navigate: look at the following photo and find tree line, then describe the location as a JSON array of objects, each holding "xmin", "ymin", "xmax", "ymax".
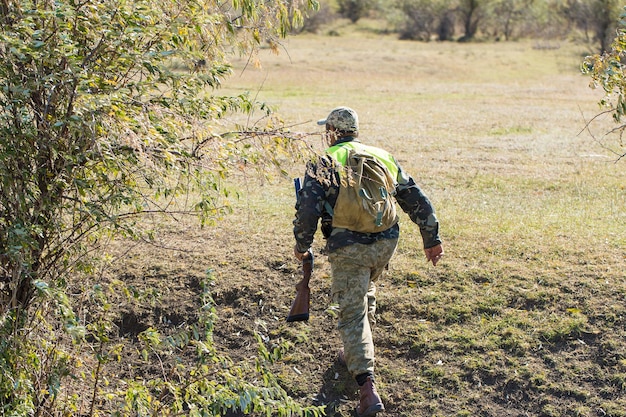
[{"xmin": 304, "ymin": 0, "xmax": 622, "ymax": 52}]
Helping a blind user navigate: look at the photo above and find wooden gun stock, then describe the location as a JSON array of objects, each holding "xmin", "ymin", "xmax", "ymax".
[{"xmin": 286, "ymin": 250, "xmax": 313, "ymax": 322}]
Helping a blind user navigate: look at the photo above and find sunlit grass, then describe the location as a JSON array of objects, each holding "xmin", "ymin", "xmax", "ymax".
[{"xmin": 212, "ymin": 30, "xmax": 626, "ymax": 416}]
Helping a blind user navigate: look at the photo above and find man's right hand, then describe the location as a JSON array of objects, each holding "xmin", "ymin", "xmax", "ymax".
[
  {"xmin": 294, "ymin": 245, "xmax": 307, "ymax": 262},
  {"xmin": 424, "ymin": 244, "xmax": 444, "ymax": 266}
]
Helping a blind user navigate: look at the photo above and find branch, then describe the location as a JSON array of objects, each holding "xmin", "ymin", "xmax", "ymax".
[
  {"xmin": 192, "ymin": 123, "xmax": 321, "ymax": 155},
  {"xmin": 578, "ymin": 105, "xmax": 626, "ymax": 162}
]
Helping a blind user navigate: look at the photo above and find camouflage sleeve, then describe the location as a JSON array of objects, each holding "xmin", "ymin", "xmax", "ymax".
[
  {"xmin": 292, "ymin": 161, "xmax": 328, "ymax": 253},
  {"xmin": 395, "ymin": 174, "xmax": 442, "ymax": 249}
]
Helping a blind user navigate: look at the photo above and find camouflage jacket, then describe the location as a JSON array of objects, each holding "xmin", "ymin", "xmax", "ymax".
[{"xmin": 293, "ymin": 137, "xmax": 442, "ymax": 253}]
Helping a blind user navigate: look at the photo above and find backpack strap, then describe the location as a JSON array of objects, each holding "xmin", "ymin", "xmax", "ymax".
[{"xmin": 324, "ymin": 201, "xmax": 334, "ymax": 216}]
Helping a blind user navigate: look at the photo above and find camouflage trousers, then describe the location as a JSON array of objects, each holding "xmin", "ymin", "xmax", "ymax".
[{"xmin": 328, "ymin": 238, "xmax": 398, "ymax": 379}]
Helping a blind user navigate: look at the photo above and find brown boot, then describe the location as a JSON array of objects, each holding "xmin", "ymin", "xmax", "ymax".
[{"xmin": 356, "ymin": 377, "xmax": 385, "ymax": 417}]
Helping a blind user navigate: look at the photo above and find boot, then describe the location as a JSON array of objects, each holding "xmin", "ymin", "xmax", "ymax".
[
  {"xmin": 356, "ymin": 377, "xmax": 385, "ymax": 417},
  {"xmin": 337, "ymin": 348, "xmax": 346, "ymax": 366}
]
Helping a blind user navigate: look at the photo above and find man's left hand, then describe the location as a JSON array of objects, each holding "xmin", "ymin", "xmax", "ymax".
[{"xmin": 424, "ymin": 244, "xmax": 444, "ymax": 266}]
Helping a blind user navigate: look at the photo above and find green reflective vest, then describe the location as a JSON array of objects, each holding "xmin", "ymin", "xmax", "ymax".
[{"xmin": 326, "ymin": 141, "xmax": 399, "ymax": 183}]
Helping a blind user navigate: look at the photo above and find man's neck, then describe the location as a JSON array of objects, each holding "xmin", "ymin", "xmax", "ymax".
[{"xmin": 332, "ymin": 136, "xmax": 357, "ymax": 146}]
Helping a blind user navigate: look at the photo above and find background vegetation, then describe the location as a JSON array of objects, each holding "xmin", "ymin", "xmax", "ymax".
[
  {"xmin": 0, "ymin": 0, "xmax": 625, "ymax": 416},
  {"xmin": 304, "ymin": 0, "xmax": 623, "ymax": 50}
]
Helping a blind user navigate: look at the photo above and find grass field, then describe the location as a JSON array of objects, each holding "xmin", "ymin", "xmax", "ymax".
[{"xmin": 110, "ymin": 26, "xmax": 626, "ymax": 417}]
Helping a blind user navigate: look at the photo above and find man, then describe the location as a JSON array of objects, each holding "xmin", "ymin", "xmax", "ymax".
[{"xmin": 292, "ymin": 106, "xmax": 443, "ymax": 417}]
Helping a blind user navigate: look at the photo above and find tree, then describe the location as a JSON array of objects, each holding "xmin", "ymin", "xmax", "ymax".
[
  {"xmin": 337, "ymin": 0, "xmax": 377, "ymax": 23},
  {"xmin": 457, "ymin": 0, "xmax": 491, "ymax": 41},
  {"xmin": 490, "ymin": 0, "xmax": 535, "ymax": 40},
  {"xmin": 393, "ymin": 0, "xmax": 455, "ymax": 41},
  {"xmin": 582, "ymin": 6, "xmax": 626, "ymax": 161},
  {"xmin": 590, "ymin": 0, "xmax": 621, "ymax": 53},
  {"xmin": 0, "ymin": 0, "xmax": 318, "ymax": 315},
  {"xmin": 0, "ymin": 0, "xmax": 324, "ymax": 414},
  {"xmin": 565, "ymin": 0, "xmax": 621, "ymax": 52}
]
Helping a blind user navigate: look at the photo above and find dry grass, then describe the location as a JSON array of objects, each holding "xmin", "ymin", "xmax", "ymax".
[
  {"xmin": 221, "ymin": 30, "xmax": 624, "ymax": 267},
  {"xmin": 107, "ymin": 29, "xmax": 626, "ymax": 417},
  {"xmin": 214, "ymin": 30, "xmax": 626, "ymax": 417}
]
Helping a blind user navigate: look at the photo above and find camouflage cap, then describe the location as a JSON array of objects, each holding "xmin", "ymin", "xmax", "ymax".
[{"xmin": 317, "ymin": 106, "xmax": 359, "ymax": 133}]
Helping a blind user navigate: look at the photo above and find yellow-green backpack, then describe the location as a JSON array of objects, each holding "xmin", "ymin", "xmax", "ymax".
[{"xmin": 328, "ymin": 144, "xmax": 399, "ymax": 233}]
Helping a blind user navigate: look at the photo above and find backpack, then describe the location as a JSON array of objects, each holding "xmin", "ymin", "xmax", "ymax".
[{"xmin": 331, "ymin": 148, "xmax": 399, "ymax": 233}]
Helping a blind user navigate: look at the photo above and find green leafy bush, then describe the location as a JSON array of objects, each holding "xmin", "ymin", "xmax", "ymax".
[{"xmin": 0, "ymin": 0, "xmax": 320, "ymax": 414}]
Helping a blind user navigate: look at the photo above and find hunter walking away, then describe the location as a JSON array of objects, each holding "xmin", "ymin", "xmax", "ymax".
[{"xmin": 291, "ymin": 106, "xmax": 444, "ymax": 417}]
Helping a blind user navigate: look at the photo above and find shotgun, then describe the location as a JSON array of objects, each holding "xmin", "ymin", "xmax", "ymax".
[
  {"xmin": 286, "ymin": 248, "xmax": 313, "ymax": 322},
  {"xmin": 287, "ymin": 177, "xmax": 313, "ymax": 322}
]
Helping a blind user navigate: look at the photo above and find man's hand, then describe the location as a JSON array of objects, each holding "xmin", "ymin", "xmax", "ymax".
[
  {"xmin": 294, "ymin": 245, "xmax": 307, "ymax": 262},
  {"xmin": 424, "ymin": 244, "xmax": 444, "ymax": 266}
]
